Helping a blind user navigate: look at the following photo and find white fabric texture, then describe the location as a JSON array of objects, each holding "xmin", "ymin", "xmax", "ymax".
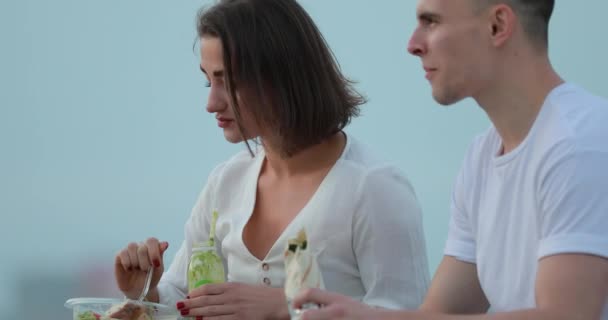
[
  {"xmin": 158, "ymin": 133, "xmax": 430, "ymax": 310},
  {"xmin": 445, "ymin": 83, "xmax": 608, "ymax": 317}
]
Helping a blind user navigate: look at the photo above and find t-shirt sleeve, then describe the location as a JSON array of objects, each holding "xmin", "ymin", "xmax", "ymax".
[
  {"xmin": 157, "ymin": 163, "xmax": 224, "ymax": 306},
  {"xmin": 444, "ymin": 163, "xmax": 477, "ymax": 264},
  {"xmin": 352, "ymin": 166, "xmax": 430, "ymax": 310},
  {"xmin": 537, "ymin": 146, "xmax": 608, "ymax": 259}
]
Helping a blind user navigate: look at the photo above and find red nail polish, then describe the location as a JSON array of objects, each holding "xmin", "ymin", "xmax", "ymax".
[
  {"xmin": 196, "ymin": 317, "xmax": 203, "ymax": 320},
  {"xmin": 176, "ymin": 302, "xmax": 185, "ymax": 309},
  {"xmin": 154, "ymin": 259, "xmax": 160, "ymax": 267},
  {"xmin": 180, "ymin": 309, "xmax": 189, "ymax": 316}
]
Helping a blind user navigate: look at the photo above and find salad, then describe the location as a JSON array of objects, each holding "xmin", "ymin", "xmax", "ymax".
[{"xmin": 76, "ymin": 301, "xmax": 153, "ymax": 320}]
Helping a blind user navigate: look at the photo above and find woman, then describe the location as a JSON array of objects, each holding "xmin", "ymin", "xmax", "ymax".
[{"xmin": 114, "ymin": 0, "xmax": 430, "ymax": 319}]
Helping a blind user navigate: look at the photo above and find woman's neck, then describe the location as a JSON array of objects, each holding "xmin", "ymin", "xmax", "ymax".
[{"xmin": 262, "ymin": 132, "xmax": 346, "ymax": 179}]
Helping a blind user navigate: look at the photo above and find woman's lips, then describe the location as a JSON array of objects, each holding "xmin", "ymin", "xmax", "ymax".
[{"xmin": 217, "ymin": 118, "xmax": 233, "ymax": 128}]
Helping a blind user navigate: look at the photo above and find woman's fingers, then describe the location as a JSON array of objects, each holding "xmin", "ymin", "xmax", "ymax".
[
  {"xmin": 136, "ymin": 243, "xmax": 151, "ymax": 271},
  {"xmin": 188, "ymin": 304, "xmax": 236, "ymax": 317},
  {"xmin": 145, "ymin": 237, "xmax": 162, "ymax": 268},
  {"xmin": 116, "ymin": 239, "xmax": 170, "ymax": 273},
  {"xmin": 126, "ymin": 242, "xmax": 140, "ymax": 269},
  {"xmin": 116, "ymin": 247, "xmax": 134, "ymax": 272}
]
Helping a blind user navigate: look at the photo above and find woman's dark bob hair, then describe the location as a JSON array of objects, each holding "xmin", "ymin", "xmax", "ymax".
[{"xmin": 197, "ymin": 0, "xmax": 366, "ymax": 157}]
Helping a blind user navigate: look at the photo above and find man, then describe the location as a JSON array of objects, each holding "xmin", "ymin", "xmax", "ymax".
[{"xmin": 293, "ymin": 0, "xmax": 608, "ymax": 319}]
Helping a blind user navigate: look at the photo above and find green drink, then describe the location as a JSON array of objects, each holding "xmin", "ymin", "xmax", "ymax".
[
  {"xmin": 187, "ymin": 243, "xmax": 225, "ymax": 290},
  {"xmin": 187, "ymin": 210, "xmax": 225, "ymax": 290}
]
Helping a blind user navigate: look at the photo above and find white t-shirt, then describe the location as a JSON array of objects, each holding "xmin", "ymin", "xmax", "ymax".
[
  {"xmin": 445, "ymin": 83, "xmax": 608, "ymax": 317},
  {"xmin": 159, "ymin": 133, "xmax": 430, "ymax": 310}
]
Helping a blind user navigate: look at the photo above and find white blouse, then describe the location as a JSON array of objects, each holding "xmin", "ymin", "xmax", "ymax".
[{"xmin": 158, "ymin": 134, "xmax": 430, "ymax": 310}]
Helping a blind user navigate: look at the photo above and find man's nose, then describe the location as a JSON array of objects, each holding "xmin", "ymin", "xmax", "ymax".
[{"xmin": 407, "ymin": 31, "xmax": 426, "ymax": 56}]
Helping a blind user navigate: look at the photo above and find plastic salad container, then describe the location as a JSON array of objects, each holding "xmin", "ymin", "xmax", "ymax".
[{"xmin": 65, "ymin": 297, "xmax": 179, "ymax": 320}]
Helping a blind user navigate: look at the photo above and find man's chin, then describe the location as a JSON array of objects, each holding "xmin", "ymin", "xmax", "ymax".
[{"xmin": 432, "ymin": 90, "xmax": 465, "ymax": 106}]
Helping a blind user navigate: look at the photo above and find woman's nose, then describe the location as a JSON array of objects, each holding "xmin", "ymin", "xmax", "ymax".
[{"xmin": 205, "ymin": 87, "xmax": 226, "ymax": 113}]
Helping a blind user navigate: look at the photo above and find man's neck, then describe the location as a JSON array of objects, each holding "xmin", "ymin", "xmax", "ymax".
[{"xmin": 474, "ymin": 56, "xmax": 563, "ymax": 155}]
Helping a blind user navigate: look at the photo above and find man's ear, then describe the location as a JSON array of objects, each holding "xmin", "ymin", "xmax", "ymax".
[{"xmin": 488, "ymin": 4, "xmax": 516, "ymax": 47}]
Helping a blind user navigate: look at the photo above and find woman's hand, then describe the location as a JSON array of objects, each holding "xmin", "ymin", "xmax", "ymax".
[
  {"xmin": 114, "ymin": 237, "xmax": 169, "ymax": 300},
  {"xmin": 176, "ymin": 282, "xmax": 290, "ymax": 320}
]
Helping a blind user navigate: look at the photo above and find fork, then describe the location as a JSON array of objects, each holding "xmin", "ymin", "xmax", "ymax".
[{"xmin": 137, "ymin": 267, "xmax": 154, "ymax": 303}]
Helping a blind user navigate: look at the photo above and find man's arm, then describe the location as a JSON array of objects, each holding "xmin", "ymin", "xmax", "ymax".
[
  {"xmin": 531, "ymin": 253, "xmax": 608, "ymax": 320},
  {"xmin": 419, "ymin": 256, "xmax": 489, "ymax": 314},
  {"xmin": 294, "ymin": 254, "xmax": 607, "ymax": 320},
  {"xmin": 391, "ymin": 253, "xmax": 608, "ymax": 320}
]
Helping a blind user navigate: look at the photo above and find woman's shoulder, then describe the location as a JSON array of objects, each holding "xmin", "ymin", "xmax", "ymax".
[
  {"xmin": 331, "ymin": 134, "xmax": 415, "ymax": 197},
  {"xmin": 340, "ymin": 134, "xmax": 408, "ymax": 177}
]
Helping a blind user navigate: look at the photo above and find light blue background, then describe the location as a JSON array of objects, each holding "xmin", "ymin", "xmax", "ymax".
[{"xmin": 1, "ymin": 0, "xmax": 606, "ymax": 318}]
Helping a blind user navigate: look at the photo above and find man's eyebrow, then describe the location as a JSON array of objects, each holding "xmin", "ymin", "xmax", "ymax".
[{"xmin": 418, "ymin": 11, "xmax": 440, "ymax": 21}]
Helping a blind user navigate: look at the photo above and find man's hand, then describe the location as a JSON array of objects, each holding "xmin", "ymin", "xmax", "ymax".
[
  {"xmin": 176, "ymin": 282, "xmax": 290, "ymax": 320},
  {"xmin": 293, "ymin": 288, "xmax": 397, "ymax": 320}
]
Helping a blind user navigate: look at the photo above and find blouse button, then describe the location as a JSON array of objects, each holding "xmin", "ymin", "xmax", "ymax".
[
  {"xmin": 263, "ymin": 277, "xmax": 271, "ymax": 286},
  {"xmin": 262, "ymin": 263, "xmax": 270, "ymax": 271}
]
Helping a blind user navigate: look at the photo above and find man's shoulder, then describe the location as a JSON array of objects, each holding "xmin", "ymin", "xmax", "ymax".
[
  {"xmin": 546, "ymin": 82, "xmax": 607, "ymax": 108},
  {"xmin": 544, "ymin": 83, "xmax": 608, "ymax": 132},
  {"xmin": 538, "ymin": 83, "xmax": 608, "ymax": 155}
]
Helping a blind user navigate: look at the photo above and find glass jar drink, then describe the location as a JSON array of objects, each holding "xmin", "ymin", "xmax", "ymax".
[{"xmin": 187, "ymin": 242, "xmax": 226, "ymax": 290}]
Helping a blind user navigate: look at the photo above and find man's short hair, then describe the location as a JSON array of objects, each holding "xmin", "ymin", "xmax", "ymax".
[{"xmin": 477, "ymin": 0, "xmax": 555, "ymax": 48}]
